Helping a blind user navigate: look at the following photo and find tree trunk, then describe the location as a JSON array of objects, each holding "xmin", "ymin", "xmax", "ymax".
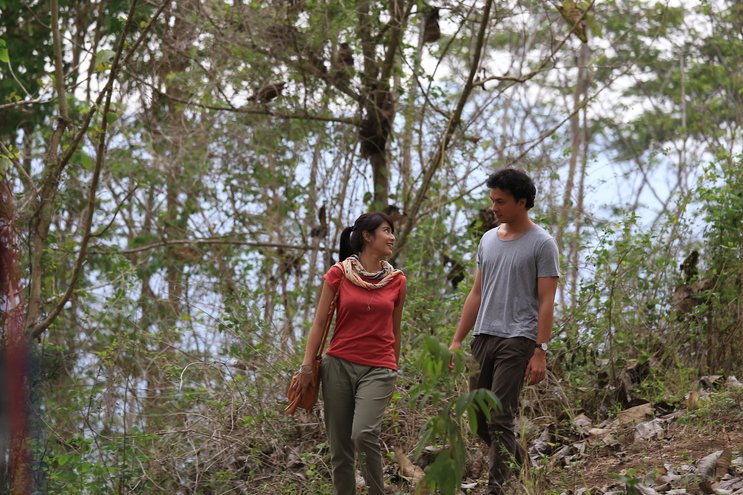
[
  {"xmin": 398, "ymin": 19, "xmax": 424, "ymax": 214},
  {"xmin": 557, "ymin": 43, "xmax": 590, "ymax": 306},
  {"xmin": 570, "ymin": 104, "xmax": 590, "ymax": 299},
  {"xmin": 357, "ymin": 0, "xmax": 406, "ymax": 211},
  {"xmin": 0, "ymin": 177, "xmax": 30, "ymax": 495}
]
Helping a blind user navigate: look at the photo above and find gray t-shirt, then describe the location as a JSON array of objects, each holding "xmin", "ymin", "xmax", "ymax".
[{"xmin": 473, "ymin": 224, "xmax": 560, "ymax": 340}]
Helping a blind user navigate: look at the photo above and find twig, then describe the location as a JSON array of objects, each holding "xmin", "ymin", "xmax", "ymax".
[
  {"xmin": 0, "ymin": 99, "xmax": 48, "ymax": 111},
  {"xmin": 0, "ymin": 140, "xmax": 37, "ymax": 197},
  {"xmin": 125, "ymin": 72, "xmax": 360, "ymax": 126},
  {"xmin": 472, "ymin": 0, "xmax": 596, "ymax": 88},
  {"xmin": 91, "ymin": 184, "xmax": 139, "ymax": 238},
  {"xmin": 112, "ymin": 237, "xmax": 337, "ymax": 256},
  {"xmin": 416, "ymin": 48, "xmax": 642, "ymax": 220}
]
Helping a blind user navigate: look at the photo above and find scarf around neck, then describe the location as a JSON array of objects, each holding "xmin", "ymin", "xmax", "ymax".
[{"xmin": 340, "ymin": 255, "xmax": 402, "ymax": 290}]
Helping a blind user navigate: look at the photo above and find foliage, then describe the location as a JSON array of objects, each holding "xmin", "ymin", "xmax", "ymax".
[
  {"xmin": 607, "ymin": 468, "xmax": 642, "ymax": 495},
  {"xmin": 696, "ymin": 155, "xmax": 743, "ymax": 373},
  {"xmin": 410, "ymin": 336, "xmax": 499, "ymax": 495}
]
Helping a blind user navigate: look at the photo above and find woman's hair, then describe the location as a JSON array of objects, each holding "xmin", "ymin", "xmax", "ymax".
[
  {"xmin": 339, "ymin": 212, "xmax": 395, "ymax": 261},
  {"xmin": 486, "ymin": 168, "xmax": 536, "ymax": 209}
]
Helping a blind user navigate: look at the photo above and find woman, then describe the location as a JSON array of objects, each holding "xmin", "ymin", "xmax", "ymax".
[{"xmin": 297, "ymin": 212, "xmax": 407, "ymax": 495}]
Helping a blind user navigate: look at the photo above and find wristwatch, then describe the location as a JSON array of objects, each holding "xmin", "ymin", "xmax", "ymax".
[{"xmin": 535, "ymin": 342, "xmax": 548, "ymax": 352}]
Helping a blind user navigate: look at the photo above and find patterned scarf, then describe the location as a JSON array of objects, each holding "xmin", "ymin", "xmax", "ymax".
[{"xmin": 340, "ymin": 255, "xmax": 402, "ymax": 289}]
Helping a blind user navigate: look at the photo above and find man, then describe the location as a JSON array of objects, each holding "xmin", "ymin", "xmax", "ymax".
[{"xmin": 449, "ymin": 168, "xmax": 559, "ymax": 495}]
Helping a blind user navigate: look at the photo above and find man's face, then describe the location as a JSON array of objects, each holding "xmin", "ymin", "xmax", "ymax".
[{"xmin": 489, "ymin": 187, "xmax": 526, "ymax": 224}]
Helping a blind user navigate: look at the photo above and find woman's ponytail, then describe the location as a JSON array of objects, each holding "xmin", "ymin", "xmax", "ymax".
[{"xmin": 339, "ymin": 226, "xmax": 354, "ymax": 261}]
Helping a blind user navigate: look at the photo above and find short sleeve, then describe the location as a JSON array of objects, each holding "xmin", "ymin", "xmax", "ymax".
[
  {"xmin": 537, "ymin": 238, "xmax": 560, "ymax": 278},
  {"xmin": 323, "ymin": 263, "xmax": 344, "ymax": 290},
  {"xmin": 476, "ymin": 238, "xmax": 483, "ymax": 267},
  {"xmin": 394, "ymin": 274, "xmax": 407, "ymax": 306}
]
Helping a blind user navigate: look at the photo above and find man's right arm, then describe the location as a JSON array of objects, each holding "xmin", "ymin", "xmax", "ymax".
[{"xmin": 450, "ymin": 269, "xmax": 483, "ymax": 352}]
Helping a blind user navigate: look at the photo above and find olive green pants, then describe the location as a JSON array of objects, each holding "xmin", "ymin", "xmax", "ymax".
[{"xmin": 321, "ymin": 355, "xmax": 396, "ymax": 495}]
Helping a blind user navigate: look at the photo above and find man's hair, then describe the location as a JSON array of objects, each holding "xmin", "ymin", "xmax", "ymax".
[{"xmin": 486, "ymin": 168, "xmax": 536, "ymax": 209}]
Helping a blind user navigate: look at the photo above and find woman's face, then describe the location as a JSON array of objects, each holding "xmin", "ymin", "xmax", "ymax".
[{"xmin": 364, "ymin": 221, "xmax": 395, "ymax": 257}]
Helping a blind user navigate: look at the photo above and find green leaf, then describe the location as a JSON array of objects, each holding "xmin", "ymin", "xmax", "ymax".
[
  {"xmin": 466, "ymin": 406, "xmax": 478, "ymax": 434},
  {"xmin": 74, "ymin": 151, "xmax": 95, "ymax": 171},
  {"xmin": 0, "ymin": 38, "xmax": 9, "ymax": 63},
  {"xmin": 425, "ymin": 451, "xmax": 459, "ymax": 495},
  {"xmin": 94, "ymin": 49, "xmax": 115, "ymax": 72}
]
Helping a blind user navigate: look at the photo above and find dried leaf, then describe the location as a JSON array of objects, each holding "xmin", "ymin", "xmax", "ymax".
[
  {"xmin": 588, "ymin": 427, "xmax": 611, "ymax": 439},
  {"xmin": 636, "ymin": 484, "xmax": 660, "ymax": 495},
  {"xmin": 699, "ymin": 375, "xmax": 724, "ymax": 389},
  {"xmin": 617, "ymin": 402, "xmax": 653, "ymax": 426},
  {"xmin": 686, "ymin": 390, "xmax": 700, "ymax": 411},
  {"xmin": 530, "ymin": 428, "xmax": 552, "ymax": 455},
  {"xmin": 716, "ymin": 448, "xmax": 733, "ymax": 480},
  {"xmin": 573, "ymin": 413, "xmax": 593, "ymax": 436},
  {"xmin": 716, "ymin": 475, "xmax": 743, "ymax": 491},
  {"xmin": 698, "ymin": 450, "xmax": 724, "ymax": 479},
  {"xmin": 634, "ymin": 418, "xmax": 666, "ymax": 442},
  {"xmin": 394, "ymin": 446, "xmax": 424, "ymax": 483}
]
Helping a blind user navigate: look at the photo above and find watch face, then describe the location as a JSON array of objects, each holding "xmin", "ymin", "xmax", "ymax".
[{"xmin": 537, "ymin": 343, "xmax": 547, "ymax": 351}]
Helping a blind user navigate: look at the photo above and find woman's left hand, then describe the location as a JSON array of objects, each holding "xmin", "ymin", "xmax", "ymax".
[{"xmin": 297, "ymin": 367, "xmax": 316, "ymax": 394}]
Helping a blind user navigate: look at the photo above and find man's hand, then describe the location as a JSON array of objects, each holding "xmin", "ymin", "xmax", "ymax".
[
  {"xmin": 448, "ymin": 341, "xmax": 462, "ymax": 371},
  {"xmin": 525, "ymin": 350, "xmax": 547, "ymax": 385}
]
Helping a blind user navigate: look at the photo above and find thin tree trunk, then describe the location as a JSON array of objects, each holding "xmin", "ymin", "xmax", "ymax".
[
  {"xmin": 25, "ymin": 0, "xmax": 71, "ymax": 329},
  {"xmin": 0, "ymin": 177, "xmax": 30, "ymax": 495},
  {"xmin": 557, "ymin": 43, "xmax": 590, "ymax": 307},
  {"xmin": 399, "ymin": 19, "xmax": 424, "ymax": 214},
  {"xmin": 356, "ymin": 0, "xmax": 408, "ymax": 211},
  {"xmin": 570, "ymin": 104, "xmax": 590, "ymax": 299},
  {"xmin": 304, "ymin": 134, "xmax": 324, "ymax": 325},
  {"xmin": 147, "ymin": 1, "xmax": 193, "ymax": 427}
]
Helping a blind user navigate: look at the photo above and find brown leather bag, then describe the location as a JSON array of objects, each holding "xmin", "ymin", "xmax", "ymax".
[{"xmin": 285, "ymin": 278, "xmax": 341, "ymax": 415}]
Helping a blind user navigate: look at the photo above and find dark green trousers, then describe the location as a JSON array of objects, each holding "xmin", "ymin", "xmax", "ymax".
[
  {"xmin": 321, "ymin": 355, "xmax": 396, "ymax": 495},
  {"xmin": 470, "ymin": 335, "xmax": 535, "ymax": 495}
]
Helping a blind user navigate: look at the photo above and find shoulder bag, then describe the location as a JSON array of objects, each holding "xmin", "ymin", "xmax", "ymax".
[{"xmin": 285, "ymin": 274, "xmax": 341, "ymax": 415}]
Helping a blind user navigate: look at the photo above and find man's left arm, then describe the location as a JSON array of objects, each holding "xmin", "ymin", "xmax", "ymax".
[{"xmin": 525, "ymin": 276, "xmax": 558, "ymax": 385}]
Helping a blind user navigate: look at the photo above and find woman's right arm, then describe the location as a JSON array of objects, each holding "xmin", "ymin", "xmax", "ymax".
[{"xmin": 297, "ymin": 281, "xmax": 336, "ymax": 391}]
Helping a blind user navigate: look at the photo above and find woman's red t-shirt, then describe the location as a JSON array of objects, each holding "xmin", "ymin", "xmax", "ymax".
[{"xmin": 323, "ymin": 264, "xmax": 406, "ymax": 371}]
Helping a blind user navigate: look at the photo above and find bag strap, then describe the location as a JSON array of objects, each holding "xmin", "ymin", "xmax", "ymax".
[{"xmin": 315, "ymin": 264, "xmax": 343, "ymax": 360}]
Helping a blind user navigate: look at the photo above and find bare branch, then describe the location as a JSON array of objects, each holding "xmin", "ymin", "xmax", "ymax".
[
  {"xmin": 125, "ymin": 72, "xmax": 360, "ymax": 126},
  {"xmin": 418, "ymin": 56, "xmax": 641, "ymax": 220},
  {"xmin": 393, "ymin": 0, "xmax": 495, "ymax": 260},
  {"xmin": 0, "ymin": 99, "xmax": 48, "ymax": 111},
  {"xmin": 91, "ymin": 184, "xmax": 140, "ymax": 238},
  {"xmin": 472, "ymin": 0, "xmax": 596, "ymax": 88},
  {"xmin": 51, "ymin": 0, "xmax": 69, "ymax": 122},
  {"xmin": 0, "ymin": 140, "xmax": 37, "ymax": 197},
  {"xmin": 114, "ymin": 238, "xmax": 337, "ymax": 256}
]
